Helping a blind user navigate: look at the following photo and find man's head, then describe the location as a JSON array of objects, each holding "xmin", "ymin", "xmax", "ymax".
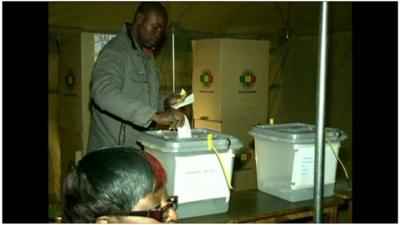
[
  {"xmin": 132, "ymin": 2, "xmax": 168, "ymax": 50},
  {"xmin": 63, "ymin": 147, "xmax": 178, "ymax": 223}
]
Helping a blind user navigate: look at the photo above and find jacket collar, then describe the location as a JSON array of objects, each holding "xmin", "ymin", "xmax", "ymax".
[{"xmin": 125, "ymin": 23, "xmax": 138, "ymax": 50}]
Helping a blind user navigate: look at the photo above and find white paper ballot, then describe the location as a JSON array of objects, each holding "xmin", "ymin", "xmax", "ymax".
[
  {"xmin": 172, "ymin": 93, "xmax": 194, "ymax": 110},
  {"xmin": 177, "ymin": 115, "xmax": 192, "ymax": 138}
]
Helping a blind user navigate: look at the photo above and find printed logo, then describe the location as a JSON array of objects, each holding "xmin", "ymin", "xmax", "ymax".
[
  {"xmin": 200, "ymin": 69, "xmax": 213, "ymax": 88},
  {"xmin": 239, "ymin": 69, "xmax": 256, "ymax": 89}
]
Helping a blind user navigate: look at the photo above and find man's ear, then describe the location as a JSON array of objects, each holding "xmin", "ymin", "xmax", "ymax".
[
  {"xmin": 136, "ymin": 12, "xmax": 145, "ymax": 24},
  {"xmin": 96, "ymin": 216, "xmax": 110, "ymax": 224}
]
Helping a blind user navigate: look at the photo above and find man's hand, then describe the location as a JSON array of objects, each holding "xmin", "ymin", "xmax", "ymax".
[
  {"xmin": 164, "ymin": 93, "xmax": 184, "ymax": 109},
  {"xmin": 151, "ymin": 108, "xmax": 185, "ymax": 127},
  {"xmin": 164, "ymin": 89, "xmax": 187, "ymax": 109}
]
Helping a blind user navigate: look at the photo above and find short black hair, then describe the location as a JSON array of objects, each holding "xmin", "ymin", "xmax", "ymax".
[
  {"xmin": 63, "ymin": 147, "xmax": 155, "ymax": 223},
  {"xmin": 133, "ymin": 2, "xmax": 168, "ymax": 24}
]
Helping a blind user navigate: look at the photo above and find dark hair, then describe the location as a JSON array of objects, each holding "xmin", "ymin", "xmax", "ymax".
[
  {"xmin": 63, "ymin": 147, "xmax": 156, "ymax": 223},
  {"xmin": 133, "ymin": 2, "xmax": 168, "ymax": 24}
]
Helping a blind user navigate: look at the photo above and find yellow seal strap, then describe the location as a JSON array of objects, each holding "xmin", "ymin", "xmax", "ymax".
[{"xmin": 208, "ymin": 134, "xmax": 233, "ymax": 190}]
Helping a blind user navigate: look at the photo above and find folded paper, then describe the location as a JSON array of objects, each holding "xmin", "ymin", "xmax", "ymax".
[{"xmin": 178, "ymin": 115, "xmax": 192, "ymax": 138}]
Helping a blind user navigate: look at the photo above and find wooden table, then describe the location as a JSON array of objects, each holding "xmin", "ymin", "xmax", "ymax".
[
  {"xmin": 334, "ymin": 182, "xmax": 353, "ymax": 223},
  {"xmin": 179, "ymin": 189, "xmax": 346, "ymax": 223}
]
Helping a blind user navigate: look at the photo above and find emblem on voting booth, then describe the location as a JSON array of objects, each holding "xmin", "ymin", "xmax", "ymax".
[
  {"xmin": 239, "ymin": 69, "xmax": 256, "ymax": 89},
  {"xmin": 200, "ymin": 69, "xmax": 213, "ymax": 88}
]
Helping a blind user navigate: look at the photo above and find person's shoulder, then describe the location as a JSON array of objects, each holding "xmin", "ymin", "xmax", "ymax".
[
  {"xmin": 98, "ymin": 37, "xmax": 132, "ymax": 60},
  {"xmin": 105, "ymin": 36, "xmax": 130, "ymax": 53}
]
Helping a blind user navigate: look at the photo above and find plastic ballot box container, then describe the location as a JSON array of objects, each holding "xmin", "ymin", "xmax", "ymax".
[
  {"xmin": 138, "ymin": 129, "xmax": 243, "ymax": 218},
  {"xmin": 249, "ymin": 123, "xmax": 347, "ymax": 202}
]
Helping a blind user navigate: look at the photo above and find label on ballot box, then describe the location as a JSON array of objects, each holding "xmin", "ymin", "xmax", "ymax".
[
  {"xmin": 290, "ymin": 144, "xmax": 339, "ymax": 190},
  {"xmin": 174, "ymin": 151, "xmax": 233, "ymax": 203}
]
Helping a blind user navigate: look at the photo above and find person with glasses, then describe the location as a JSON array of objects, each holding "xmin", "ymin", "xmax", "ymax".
[{"xmin": 63, "ymin": 147, "xmax": 178, "ymax": 223}]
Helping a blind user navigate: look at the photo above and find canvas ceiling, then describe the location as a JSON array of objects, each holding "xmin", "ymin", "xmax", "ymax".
[{"xmin": 49, "ymin": 2, "xmax": 352, "ymax": 37}]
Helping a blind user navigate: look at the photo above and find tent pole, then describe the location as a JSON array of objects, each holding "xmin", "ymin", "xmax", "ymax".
[
  {"xmin": 172, "ymin": 25, "xmax": 176, "ymax": 93},
  {"xmin": 314, "ymin": 1, "xmax": 329, "ymax": 223}
]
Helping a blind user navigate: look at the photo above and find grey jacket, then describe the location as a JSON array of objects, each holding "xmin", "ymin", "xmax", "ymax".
[{"xmin": 88, "ymin": 24, "xmax": 166, "ymax": 151}]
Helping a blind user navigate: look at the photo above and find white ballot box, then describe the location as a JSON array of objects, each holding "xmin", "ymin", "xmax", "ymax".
[
  {"xmin": 249, "ymin": 123, "xmax": 347, "ymax": 202},
  {"xmin": 138, "ymin": 129, "xmax": 243, "ymax": 218}
]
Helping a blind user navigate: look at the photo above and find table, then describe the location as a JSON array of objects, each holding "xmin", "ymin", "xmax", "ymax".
[
  {"xmin": 179, "ymin": 189, "xmax": 347, "ymax": 223},
  {"xmin": 334, "ymin": 181, "xmax": 353, "ymax": 223}
]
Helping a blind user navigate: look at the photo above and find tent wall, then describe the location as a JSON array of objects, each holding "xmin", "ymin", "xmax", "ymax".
[{"xmin": 48, "ymin": 33, "xmax": 62, "ymax": 215}]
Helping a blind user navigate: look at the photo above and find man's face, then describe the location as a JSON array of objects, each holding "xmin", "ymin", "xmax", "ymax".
[{"xmin": 137, "ymin": 10, "xmax": 167, "ymax": 49}]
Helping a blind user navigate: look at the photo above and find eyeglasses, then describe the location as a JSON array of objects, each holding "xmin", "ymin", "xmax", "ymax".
[{"xmin": 128, "ymin": 195, "xmax": 178, "ymax": 222}]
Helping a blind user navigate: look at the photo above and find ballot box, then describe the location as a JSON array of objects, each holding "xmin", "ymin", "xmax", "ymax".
[
  {"xmin": 249, "ymin": 123, "xmax": 347, "ymax": 202},
  {"xmin": 138, "ymin": 129, "xmax": 242, "ymax": 218}
]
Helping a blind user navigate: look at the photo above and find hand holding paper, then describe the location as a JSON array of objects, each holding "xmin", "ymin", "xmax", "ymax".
[
  {"xmin": 172, "ymin": 94, "xmax": 194, "ymax": 110},
  {"xmin": 171, "ymin": 88, "xmax": 194, "ymax": 110},
  {"xmin": 170, "ymin": 89, "xmax": 194, "ymax": 138}
]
